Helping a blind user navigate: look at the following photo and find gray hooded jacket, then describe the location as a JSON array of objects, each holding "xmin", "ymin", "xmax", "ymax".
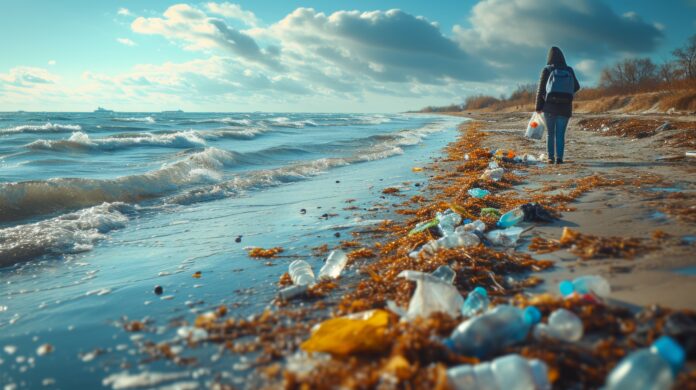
[{"xmin": 535, "ymin": 47, "xmax": 581, "ymax": 117}]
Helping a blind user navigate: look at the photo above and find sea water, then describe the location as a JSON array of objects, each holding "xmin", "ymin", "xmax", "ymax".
[{"xmin": 0, "ymin": 111, "xmax": 463, "ymax": 387}]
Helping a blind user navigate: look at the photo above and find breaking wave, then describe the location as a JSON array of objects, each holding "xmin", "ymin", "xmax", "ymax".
[
  {"xmin": 0, "ymin": 122, "xmax": 82, "ymax": 134},
  {"xmin": 0, "ymin": 147, "xmax": 238, "ymax": 222},
  {"xmin": 26, "ymin": 131, "xmax": 206, "ymax": 152},
  {"xmin": 111, "ymin": 116, "xmax": 156, "ymax": 123},
  {"xmin": 0, "ymin": 203, "xmax": 134, "ymax": 267}
]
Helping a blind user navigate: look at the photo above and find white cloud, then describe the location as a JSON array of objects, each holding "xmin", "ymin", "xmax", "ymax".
[
  {"xmin": 0, "ymin": 66, "xmax": 59, "ymax": 86},
  {"xmin": 0, "ymin": 3, "xmax": 670, "ymax": 111},
  {"xmin": 48, "ymin": 60, "xmax": 56, "ymax": 66},
  {"xmin": 453, "ymin": 0, "xmax": 663, "ymax": 78},
  {"xmin": 116, "ymin": 38, "xmax": 136, "ymax": 46},
  {"xmin": 131, "ymin": 4, "xmax": 279, "ymax": 68},
  {"xmin": 205, "ymin": 2, "xmax": 258, "ymax": 27},
  {"xmin": 117, "ymin": 8, "xmax": 131, "ymax": 16}
]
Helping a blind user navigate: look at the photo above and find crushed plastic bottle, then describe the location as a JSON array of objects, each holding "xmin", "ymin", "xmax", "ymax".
[
  {"xmin": 467, "ymin": 188, "xmax": 490, "ymax": 199},
  {"xmin": 318, "ymin": 250, "xmax": 348, "ymax": 280},
  {"xmin": 422, "ymin": 230, "xmax": 480, "ymax": 253},
  {"xmin": 533, "ymin": 308, "xmax": 583, "ymax": 342},
  {"xmin": 605, "ymin": 336, "xmax": 685, "ymax": 390},
  {"xmin": 432, "ymin": 265, "xmax": 456, "ymax": 284},
  {"xmin": 461, "ymin": 286, "xmax": 489, "ymax": 317},
  {"xmin": 446, "ymin": 305, "xmax": 541, "ymax": 358},
  {"xmin": 485, "ymin": 227, "xmax": 525, "ymax": 247},
  {"xmin": 497, "ymin": 207, "xmax": 525, "ymax": 228},
  {"xmin": 436, "ymin": 209, "xmax": 462, "ymax": 237},
  {"xmin": 481, "ymin": 167, "xmax": 504, "ymax": 181},
  {"xmin": 447, "ymin": 354, "xmax": 550, "ymax": 390},
  {"xmin": 398, "ymin": 270, "xmax": 464, "ymax": 320},
  {"xmin": 456, "ymin": 219, "xmax": 486, "ymax": 234},
  {"xmin": 289, "ymin": 260, "xmax": 315, "ymax": 286},
  {"xmin": 559, "ymin": 275, "xmax": 610, "ymax": 298}
]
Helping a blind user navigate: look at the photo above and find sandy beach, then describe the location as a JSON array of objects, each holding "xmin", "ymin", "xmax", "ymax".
[
  {"xmin": 190, "ymin": 112, "xmax": 696, "ymax": 388},
  {"xmin": 457, "ymin": 111, "xmax": 696, "ymax": 310}
]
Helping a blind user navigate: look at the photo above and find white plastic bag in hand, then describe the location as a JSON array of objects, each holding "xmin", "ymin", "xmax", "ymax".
[{"xmin": 525, "ymin": 112, "xmax": 546, "ymax": 140}]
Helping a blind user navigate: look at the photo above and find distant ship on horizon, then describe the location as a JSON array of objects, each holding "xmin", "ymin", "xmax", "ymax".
[
  {"xmin": 94, "ymin": 107, "xmax": 114, "ymax": 113},
  {"xmin": 161, "ymin": 109, "xmax": 184, "ymax": 113}
]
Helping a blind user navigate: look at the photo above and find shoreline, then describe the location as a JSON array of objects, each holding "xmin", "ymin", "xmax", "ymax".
[
  {"xmin": 448, "ymin": 111, "xmax": 696, "ymax": 311},
  {"xmin": 182, "ymin": 114, "xmax": 695, "ymax": 388}
]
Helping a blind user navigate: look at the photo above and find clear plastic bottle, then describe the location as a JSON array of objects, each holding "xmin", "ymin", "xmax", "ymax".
[
  {"xmin": 456, "ymin": 219, "xmax": 486, "ymax": 234},
  {"xmin": 431, "ymin": 265, "xmax": 456, "ymax": 284},
  {"xmin": 559, "ymin": 275, "xmax": 610, "ymax": 298},
  {"xmin": 318, "ymin": 250, "xmax": 348, "ymax": 280},
  {"xmin": 446, "ymin": 305, "xmax": 541, "ymax": 358},
  {"xmin": 447, "ymin": 353, "xmax": 551, "ymax": 390},
  {"xmin": 288, "ymin": 260, "xmax": 315, "ymax": 286},
  {"xmin": 533, "ymin": 308, "xmax": 583, "ymax": 342},
  {"xmin": 424, "ymin": 230, "xmax": 480, "ymax": 253},
  {"xmin": 437, "ymin": 209, "xmax": 462, "ymax": 237},
  {"xmin": 497, "ymin": 207, "xmax": 525, "ymax": 228},
  {"xmin": 461, "ymin": 286, "xmax": 489, "ymax": 317},
  {"xmin": 277, "ymin": 284, "xmax": 308, "ymax": 301},
  {"xmin": 605, "ymin": 336, "xmax": 685, "ymax": 390},
  {"xmin": 481, "ymin": 167, "xmax": 504, "ymax": 181},
  {"xmin": 485, "ymin": 227, "xmax": 524, "ymax": 247},
  {"xmin": 467, "ymin": 188, "xmax": 490, "ymax": 199}
]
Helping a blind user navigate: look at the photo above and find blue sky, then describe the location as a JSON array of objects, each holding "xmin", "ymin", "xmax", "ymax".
[{"xmin": 1, "ymin": 0, "xmax": 694, "ymax": 112}]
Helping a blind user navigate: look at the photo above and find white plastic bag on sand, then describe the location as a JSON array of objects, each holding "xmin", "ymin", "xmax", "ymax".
[
  {"xmin": 398, "ymin": 270, "xmax": 464, "ymax": 320},
  {"xmin": 485, "ymin": 227, "xmax": 525, "ymax": 247},
  {"xmin": 525, "ymin": 112, "xmax": 546, "ymax": 140}
]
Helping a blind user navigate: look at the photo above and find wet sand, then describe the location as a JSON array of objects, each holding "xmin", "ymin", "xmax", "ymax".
[{"xmin": 457, "ymin": 111, "xmax": 696, "ymax": 310}]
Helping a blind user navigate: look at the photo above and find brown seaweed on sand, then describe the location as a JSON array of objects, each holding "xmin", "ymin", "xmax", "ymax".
[{"xmin": 529, "ymin": 227, "xmax": 656, "ymax": 260}]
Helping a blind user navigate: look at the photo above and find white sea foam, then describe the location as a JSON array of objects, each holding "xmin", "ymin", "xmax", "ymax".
[
  {"xmin": 265, "ymin": 117, "xmax": 318, "ymax": 128},
  {"xmin": 167, "ymin": 120, "xmax": 453, "ymax": 205},
  {"xmin": 0, "ymin": 203, "xmax": 133, "ymax": 267},
  {"xmin": 111, "ymin": 116, "xmax": 155, "ymax": 123},
  {"xmin": 0, "ymin": 122, "xmax": 82, "ymax": 134},
  {"xmin": 26, "ymin": 131, "xmax": 206, "ymax": 151},
  {"xmin": 102, "ymin": 370, "xmax": 190, "ymax": 389}
]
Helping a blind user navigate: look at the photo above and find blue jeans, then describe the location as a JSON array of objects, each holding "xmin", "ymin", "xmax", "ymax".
[{"xmin": 543, "ymin": 113, "xmax": 569, "ymax": 161}]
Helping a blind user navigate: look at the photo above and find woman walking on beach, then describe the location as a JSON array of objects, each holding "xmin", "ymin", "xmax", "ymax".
[{"xmin": 535, "ymin": 46, "xmax": 580, "ymax": 164}]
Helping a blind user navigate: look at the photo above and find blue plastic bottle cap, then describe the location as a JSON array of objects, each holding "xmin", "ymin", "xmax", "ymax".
[
  {"xmin": 524, "ymin": 306, "xmax": 542, "ymax": 325},
  {"xmin": 559, "ymin": 280, "xmax": 574, "ymax": 296},
  {"xmin": 473, "ymin": 286, "xmax": 487, "ymax": 296},
  {"xmin": 463, "ymin": 218, "xmax": 472, "ymax": 224},
  {"xmin": 652, "ymin": 335, "xmax": 685, "ymax": 372},
  {"xmin": 442, "ymin": 338, "xmax": 456, "ymax": 351}
]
